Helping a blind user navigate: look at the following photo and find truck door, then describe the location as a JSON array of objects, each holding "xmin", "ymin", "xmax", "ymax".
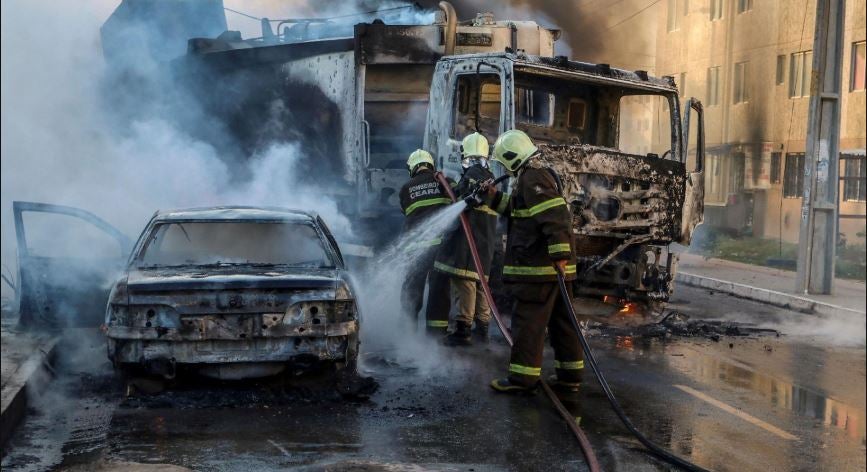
[
  {"xmin": 12, "ymin": 202, "xmax": 131, "ymax": 329},
  {"xmin": 425, "ymin": 58, "xmax": 512, "ymax": 179},
  {"xmin": 679, "ymin": 98, "xmax": 706, "ymax": 244}
]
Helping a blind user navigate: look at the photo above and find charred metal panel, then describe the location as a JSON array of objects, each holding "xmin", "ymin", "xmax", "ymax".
[
  {"xmin": 182, "ymin": 38, "xmax": 355, "ymax": 71},
  {"xmin": 13, "ymin": 202, "xmax": 131, "ymax": 330},
  {"xmin": 282, "ymin": 51, "xmax": 359, "ymax": 183},
  {"xmin": 536, "ymin": 145, "xmax": 687, "ymax": 242},
  {"xmin": 109, "ymin": 333, "xmax": 354, "ymax": 364},
  {"xmin": 355, "ymin": 24, "xmax": 443, "ymax": 65},
  {"xmin": 172, "ymin": 43, "xmax": 354, "ymax": 186},
  {"xmin": 534, "ymin": 145, "xmax": 688, "ymax": 304}
]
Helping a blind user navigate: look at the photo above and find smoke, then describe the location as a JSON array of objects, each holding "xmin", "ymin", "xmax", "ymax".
[
  {"xmin": 354, "ymin": 201, "xmax": 470, "ymax": 374},
  {"xmin": 418, "ymin": 0, "xmax": 659, "ymax": 70},
  {"xmin": 0, "ymin": 0, "xmax": 362, "ymax": 301}
]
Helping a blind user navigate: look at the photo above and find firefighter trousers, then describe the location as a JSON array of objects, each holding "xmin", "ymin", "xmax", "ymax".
[
  {"xmin": 402, "ymin": 251, "xmax": 436, "ymax": 320},
  {"xmin": 506, "ymin": 282, "xmax": 584, "ymax": 387},
  {"xmin": 450, "ymin": 278, "xmax": 491, "ymax": 326},
  {"xmin": 402, "ymin": 252, "xmax": 450, "ymax": 325},
  {"xmin": 424, "ymin": 271, "xmax": 451, "ymax": 331}
]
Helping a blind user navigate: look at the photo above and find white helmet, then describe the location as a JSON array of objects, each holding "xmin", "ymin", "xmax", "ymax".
[
  {"xmin": 406, "ymin": 149, "xmax": 435, "ymax": 175},
  {"xmin": 460, "ymin": 132, "xmax": 490, "ymax": 169},
  {"xmin": 492, "ymin": 129, "xmax": 538, "ymax": 174}
]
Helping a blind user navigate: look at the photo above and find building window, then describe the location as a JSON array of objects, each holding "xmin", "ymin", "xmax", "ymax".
[
  {"xmin": 678, "ymin": 72, "xmax": 687, "ymax": 96},
  {"xmin": 737, "ymin": 0, "xmax": 753, "ymax": 13},
  {"xmin": 707, "ymin": 66, "xmax": 721, "ymax": 106},
  {"xmin": 705, "ymin": 154, "xmax": 724, "ymax": 203},
  {"xmin": 843, "ymin": 155, "xmax": 866, "ymax": 201},
  {"xmin": 789, "ymin": 51, "xmax": 812, "ymax": 98},
  {"xmin": 710, "ymin": 0, "xmax": 723, "ymax": 20},
  {"xmin": 730, "ymin": 153, "xmax": 745, "ymax": 194},
  {"xmin": 770, "ymin": 151, "xmax": 782, "ymax": 184},
  {"xmin": 776, "ymin": 55, "xmax": 786, "ymax": 85},
  {"xmin": 852, "ymin": 41, "xmax": 866, "ymax": 91},
  {"xmin": 783, "ymin": 152, "xmax": 805, "ymax": 198},
  {"xmin": 667, "ymin": 0, "xmax": 684, "ymax": 31},
  {"xmin": 733, "ymin": 61, "xmax": 749, "ymax": 104}
]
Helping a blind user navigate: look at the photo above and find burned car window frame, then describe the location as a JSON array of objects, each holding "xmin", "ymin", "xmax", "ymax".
[{"xmin": 129, "ymin": 215, "xmax": 343, "ymax": 270}]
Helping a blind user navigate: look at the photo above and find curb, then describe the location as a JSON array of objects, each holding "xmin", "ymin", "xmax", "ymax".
[
  {"xmin": 0, "ymin": 336, "xmax": 59, "ymax": 448},
  {"xmin": 675, "ymin": 272, "xmax": 866, "ymax": 318}
]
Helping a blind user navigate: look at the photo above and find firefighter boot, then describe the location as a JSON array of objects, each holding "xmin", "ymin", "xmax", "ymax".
[
  {"xmin": 444, "ymin": 321, "xmax": 473, "ymax": 346},
  {"xmin": 547, "ymin": 374, "xmax": 581, "ymax": 393},
  {"xmin": 425, "ymin": 325, "xmax": 448, "ymax": 337},
  {"xmin": 472, "ymin": 321, "xmax": 489, "ymax": 343},
  {"xmin": 490, "ymin": 378, "xmax": 536, "ymax": 394}
]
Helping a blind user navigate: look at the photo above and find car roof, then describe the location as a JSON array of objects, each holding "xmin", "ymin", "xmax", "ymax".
[{"xmin": 152, "ymin": 206, "xmax": 318, "ymax": 222}]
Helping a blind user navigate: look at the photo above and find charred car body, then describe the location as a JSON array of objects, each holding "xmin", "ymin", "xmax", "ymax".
[
  {"xmin": 104, "ymin": 207, "xmax": 358, "ymax": 379},
  {"xmin": 12, "ymin": 202, "xmax": 358, "ymax": 379}
]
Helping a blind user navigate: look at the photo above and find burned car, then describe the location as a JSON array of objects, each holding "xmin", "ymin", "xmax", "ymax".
[{"xmin": 103, "ymin": 206, "xmax": 358, "ymax": 379}]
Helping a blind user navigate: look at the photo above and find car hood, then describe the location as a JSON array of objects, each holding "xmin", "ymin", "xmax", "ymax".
[{"xmin": 126, "ymin": 266, "xmax": 342, "ymax": 292}]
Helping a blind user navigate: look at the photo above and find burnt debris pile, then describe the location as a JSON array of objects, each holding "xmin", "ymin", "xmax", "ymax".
[{"xmin": 590, "ymin": 311, "xmax": 780, "ymax": 342}]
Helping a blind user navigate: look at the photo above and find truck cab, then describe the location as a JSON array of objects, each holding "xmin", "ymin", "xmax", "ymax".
[{"xmin": 425, "ymin": 52, "xmax": 705, "ymax": 307}]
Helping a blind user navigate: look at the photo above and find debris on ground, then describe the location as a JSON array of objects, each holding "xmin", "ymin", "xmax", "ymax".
[{"xmin": 589, "ymin": 310, "xmax": 780, "ymax": 341}]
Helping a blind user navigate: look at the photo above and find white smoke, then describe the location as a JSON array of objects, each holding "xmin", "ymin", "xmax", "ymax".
[
  {"xmin": 354, "ymin": 201, "xmax": 471, "ymax": 375},
  {"xmin": 0, "ymin": 0, "xmax": 361, "ymax": 300}
]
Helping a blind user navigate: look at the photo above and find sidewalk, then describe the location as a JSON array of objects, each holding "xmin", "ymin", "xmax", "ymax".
[
  {"xmin": 676, "ymin": 253, "xmax": 866, "ymax": 317},
  {"xmin": 1, "ymin": 313, "xmax": 59, "ymax": 447}
]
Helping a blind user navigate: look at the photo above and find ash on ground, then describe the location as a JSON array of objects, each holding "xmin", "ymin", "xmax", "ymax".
[{"xmin": 589, "ymin": 311, "xmax": 780, "ymax": 342}]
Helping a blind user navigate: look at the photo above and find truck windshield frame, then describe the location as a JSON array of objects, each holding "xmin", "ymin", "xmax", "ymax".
[
  {"xmin": 134, "ymin": 220, "xmax": 335, "ymax": 269},
  {"xmin": 509, "ymin": 66, "xmax": 680, "ymax": 160}
]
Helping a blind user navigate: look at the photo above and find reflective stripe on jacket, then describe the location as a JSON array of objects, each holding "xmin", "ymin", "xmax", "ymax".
[
  {"xmin": 488, "ymin": 158, "xmax": 576, "ymax": 283},
  {"xmin": 434, "ymin": 164, "xmax": 498, "ymax": 280},
  {"xmin": 399, "ymin": 169, "xmax": 454, "ymax": 234}
]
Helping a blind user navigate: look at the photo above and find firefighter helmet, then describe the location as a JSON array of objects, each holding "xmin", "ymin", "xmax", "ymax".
[
  {"xmin": 461, "ymin": 132, "xmax": 489, "ymax": 169},
  {"xmin": 406, "ymin": 149, "xmax": 435, "ymax": 175},
  {"xmin": 492, "ymin": 130, "xmax": 538, "ymax": 174},
  {"xmin": 461, "ymin": 132, "xmax": 489, "ymax": 158}
]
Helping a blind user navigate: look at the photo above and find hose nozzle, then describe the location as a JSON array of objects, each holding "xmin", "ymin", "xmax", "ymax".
[{"xmin": 464, "ymin": 174, "xmax": 509, "ymax": 208}]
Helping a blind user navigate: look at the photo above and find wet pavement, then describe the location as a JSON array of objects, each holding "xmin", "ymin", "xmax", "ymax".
[{"xmin": 1, "ymin": 285, "xmax": 865, "ymax": 471}]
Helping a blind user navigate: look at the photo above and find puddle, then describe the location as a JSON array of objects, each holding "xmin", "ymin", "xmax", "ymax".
[{"xmin": 667, "ymin": 346, "xmax": 865, "ymax": 442}]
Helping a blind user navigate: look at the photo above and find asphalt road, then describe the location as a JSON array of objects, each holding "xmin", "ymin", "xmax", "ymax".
[{"xmin": 2, "ymin": 285, "xmax": 865, "ymax": 471}]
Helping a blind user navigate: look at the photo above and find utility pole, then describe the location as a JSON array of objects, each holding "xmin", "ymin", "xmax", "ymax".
[{"xmin": 795, "ymin": 0, "xmax": 846, "ymax": 294}]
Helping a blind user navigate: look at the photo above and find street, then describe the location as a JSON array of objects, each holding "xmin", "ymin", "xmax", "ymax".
[{"xmin": 2, "ymin": 284, "xmax": 864, "ymax": 472}]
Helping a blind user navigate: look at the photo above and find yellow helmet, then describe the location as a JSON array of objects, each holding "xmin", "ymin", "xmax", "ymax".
[
  {"xmin": 406, "ymin": 149, "xmax": 435, "ymax": 175},
  {"xmin": 461, "ymin": 132, "xmax": 489, "ymax": 159},
  {"xmin": 492, "ymin": 130, "xmax": 538, "ymax": 174}
]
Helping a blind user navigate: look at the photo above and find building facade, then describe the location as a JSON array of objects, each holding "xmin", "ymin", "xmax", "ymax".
[{"xmin": 655, "ymin": 0, "xmax": 866, "ymax": 244}]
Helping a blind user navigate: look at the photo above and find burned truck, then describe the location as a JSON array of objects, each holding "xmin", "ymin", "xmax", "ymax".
[
  {"xmin": 169, "ymin": 4, "xmax": 561, "ymax": 237},
  {"xmin": 103, "ymin": 1, "xmax": 704, "ymax": 311},
  {"xmin": 424, "ymin": 53, "xmax": 705, "ymax": 308}
]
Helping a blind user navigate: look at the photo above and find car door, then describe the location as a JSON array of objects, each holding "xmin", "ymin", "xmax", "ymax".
[
  {"xmin": 679, "ymin": 98, "xmax": 706, "ymax": 245},
  {"xmin": 13, "ymin": 201, "xmax": 131, "ymax": 329}
]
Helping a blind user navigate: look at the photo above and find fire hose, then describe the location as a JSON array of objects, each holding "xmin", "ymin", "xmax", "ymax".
[
  {"xmin": 554, "ymin": 271, "xmax": 709, "ymax": 472},
  {"xmin": 434, "ymin": 171, "xmax": 708, "ymax": 472},
  {"xmin": 434, "ymin": 172, "xmax": 602, "ymax": 472}
]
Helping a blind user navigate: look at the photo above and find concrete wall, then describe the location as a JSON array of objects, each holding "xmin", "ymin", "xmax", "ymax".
[{"xmin": 655, "ymin": 0, "xmax": 866, "ymax": 244}]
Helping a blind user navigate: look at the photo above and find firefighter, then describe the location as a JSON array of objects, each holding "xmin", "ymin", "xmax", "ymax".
[
  {"xmin": 482, "ymin": 130, "xmax": 584, "ymax": 393},
  {"xmin": 429, "ymin": 132, "xmax": 498, "ymax": 345},
  {"xmin": 399, "ymin": 149, "xmax": 453, "ymax": 324}
]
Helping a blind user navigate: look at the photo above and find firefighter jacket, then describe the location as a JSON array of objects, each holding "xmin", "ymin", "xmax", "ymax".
[
  {"xmin": 399, "ymin": 169, "xmax": 455, "ymax": 248},
  {"xmin": 434, "ymin": 164, "xmax": 499, "ymax": 281},
  {"xmin": 487, "ymin": 158, "xmax": 577, "ymax": 283}
]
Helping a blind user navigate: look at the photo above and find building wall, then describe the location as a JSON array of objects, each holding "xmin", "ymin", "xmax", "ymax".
[{"xmin": 655, "ymin": 0, "xmax": 866, "ymax": 244}]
